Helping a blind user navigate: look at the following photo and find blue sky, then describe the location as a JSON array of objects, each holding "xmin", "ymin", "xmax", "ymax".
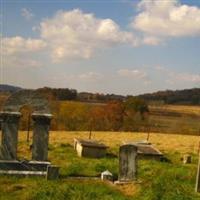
[{"xmin": 1, "ymin": 0, "xmax": 200, "ymax": 95}]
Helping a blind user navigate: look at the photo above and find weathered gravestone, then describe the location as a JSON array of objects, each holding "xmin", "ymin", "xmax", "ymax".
[
  {"xmin": 0, "ymin": 112, "xmax": 21, "ymax": 160},
  {"xmin": 32, "ymin": 113, "xmax": 52, "ymax": 161},
  {"xmin": 119, "ymin": 144, "xmax": 138, "ymax": 182},
  {"xmin": 0, "ymin": 90, "xmax": 58, "ymax": 178}
]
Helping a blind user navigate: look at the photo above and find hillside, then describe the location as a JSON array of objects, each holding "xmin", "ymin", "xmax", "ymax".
[
  {"xmin": 0, "ymin": 84, "xmax": 200, "ymax": 105},
  {"xmin": 0, "ymin": 84, "xmax": 22, "ymax": 93},
  {"xmin": 138, "ymin": 88, "xmax": 200, "ymax": 105},
  {"xmin": 23, "ymin": 87, "xmax": 200, "ymax": 105}
]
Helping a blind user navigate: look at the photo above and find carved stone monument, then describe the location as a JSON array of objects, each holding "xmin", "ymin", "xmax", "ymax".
[
  {"xmin": 119, "ymin": 144, "xmax": 138, "ymax": 182},
  {"xmin": 0, "ymin": 112, "xmax": 21, "ymax": 160},
  {"xmin": 0, "ymin": 90, "xmax": 58, "ymax": 178},
  {"xmin": 32, "ymin": 113, "xmax": 52, "ymax": 161}
]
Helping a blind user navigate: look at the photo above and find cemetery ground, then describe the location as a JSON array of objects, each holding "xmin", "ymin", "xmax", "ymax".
[{"xmin": 1, "ymin": 131, "xmax": 200, "ymax": 200}]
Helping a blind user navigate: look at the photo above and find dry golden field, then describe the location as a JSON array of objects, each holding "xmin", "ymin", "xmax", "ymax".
[
  {"xmin": 16, "ymin": 131, "xmax": 200, "ymax": 160},
  {"xmin": 1, "ymin": 131, "xmax": 200, "ymax": 199},
  {"xmin": 150, "ymin": 104, "xmax": 200, "ymax": 116}
]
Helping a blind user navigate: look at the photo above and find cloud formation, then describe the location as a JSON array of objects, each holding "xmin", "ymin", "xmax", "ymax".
[
  {"xmin": 2, "ymin": 9, "xmax": 138, "ymax": 67},
  {"xmin": 2, "ymin": 36, "xmax": 46, "ymax": 55},
  {"xmin": 1, "ymin": 36, "xmax": 46, "ymax": 68},
  {"xmin": 132, "ymin": 0, "xmax": 200, "ymax": 38},
  {"xmin": 142, "ymin": 36, "xmax": 162, "ymax": 45},
  {"xmin": 171, "ymin": 72, "xmax": 200, "ymax": 83},
  {"xmin": 117, "ymin": 69, "xmax": 147, "ymax": 79},
  {"xmin": 40, "ymin": 9, "xmax": 137, "ymax": 61},
  {"xmin": 78, "ymin": 72, "xmax": 103, "ymax": 82},
  {"xmin": 154, "ymin": 66, "xmax": 200, "ymax": 84},
  {"xmin": 2, "ymin": 3, "xmax": 200, "ymax": 68},
  {"xmin": 21, "ymin": 8, "xmax": 34, "ymax": 20}
]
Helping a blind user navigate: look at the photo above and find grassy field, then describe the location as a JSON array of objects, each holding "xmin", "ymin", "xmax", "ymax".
[
  {"xmin": 56, "ymin": 102, "xmax": 200, "ymax": 135},
  {"xmin": 1, "ymin": 131, "xmax": 200, "ymax": 200},
  {"xmin": 148, "ymin": 105, "xmax": 200, "ymax": 135}
]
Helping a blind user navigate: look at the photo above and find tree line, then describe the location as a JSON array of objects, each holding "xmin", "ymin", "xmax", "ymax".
[
  {"xmin": 138, "ymin": 88, "xmax": 200, "ymax": 105},
  {"xmin": 37, "ymin": 87, "xmax": 200, "ymax": 105},
  {"xmin": 1, "ymin": 85, "xmax": 199, "ymax": 105},
  {"xmin": 19, "ymin": 97, "xmax": 149, "ymax": 132}
]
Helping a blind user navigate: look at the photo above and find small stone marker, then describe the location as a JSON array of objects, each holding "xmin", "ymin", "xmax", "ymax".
[
  {"xmin": 183, "ymin": 154, "xmax": 192, "ymax": 164},
  {"xmin": 119, "ymin": 144, "xmax": 137, "ymax": 182},
  {"xmin": 46, "ymin": 165, "xmax": 59, "ymax": 180},
  {"xmin": 101, "ymin": 170, "xmax": 113, "ymax": 182}
]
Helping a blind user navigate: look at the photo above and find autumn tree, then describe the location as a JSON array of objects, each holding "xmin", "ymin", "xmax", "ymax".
[
  {"xmin": 104, "ymin": 101, "xmax": 125, "ymax": 131},
  {"xmin": 123, "ymin": 97, "xmax": 149, "ymax": 131}
]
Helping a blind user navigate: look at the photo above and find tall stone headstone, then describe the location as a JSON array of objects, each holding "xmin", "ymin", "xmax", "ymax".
[
  {"xmin": 31, "ymin": 113, "xmax": 52, "ymax": 161},
  {"xmin": 0, "ymin": 112, "xmax": 21, "ymax": 160},
  {"xmin": 119, "ymin": 144, "xmax": 138, "ymax": 182}
]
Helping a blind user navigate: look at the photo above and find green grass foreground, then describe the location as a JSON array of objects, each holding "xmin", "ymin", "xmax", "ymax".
[{"xmin": 1, "ymin": 132, "xmax": 200, "ymax": 199}]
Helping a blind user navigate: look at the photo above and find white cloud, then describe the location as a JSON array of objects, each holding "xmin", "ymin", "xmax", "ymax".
[
  {"xmin": 78, "ymin": 72, "xmax": 103, "ymax": 82},
  {"xmin": 174, "ymin": 73, "xmax": 200, "ymax": 83},
  {"xmin": 21, "ymin": 8, "xmax": 34, "ymax": 20},
  {"xmin": 132, "ymin": 0, "xmax": 200, "ymax": 37},
  {"xmin": 1, "ymin": 36, "xmax": 46, "ymax": 68},
  {"xmin": 154, "ymin": 66, "xmax": 167, "ymax": 71},
  {"xmin": 51, "ymin": 72, "xmax": 103, "ymax": 83},
  {"xmin": 3, "ymin": 56, "xmax": 42, "ymax": 68},
  {"xmin": 142, "ymin": 36, "xmax": 162, "ymax": 45},
  {"xmin": 154, "ymin": 66, "xmax": 200, "ymax": 84},
  {"xmin": 1, "ymin": 36, "xmax": 46, "ymax": 55},
  {"xmin": 40, "ymin": 9, "xmax": 137, "ymax": 61},
  {"xmin": 2, "ymin": 9, "xmax": 138, "ymax": 66},
  {"xmin": 3, "ymin": 4, "xmax": 200, "ymax": 70},
  {"xmin": 117, "ymin": 69, "xmax": 147, "ymax": 79}
]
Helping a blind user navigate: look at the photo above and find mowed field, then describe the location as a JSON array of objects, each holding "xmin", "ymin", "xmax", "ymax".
[
  {"xmin": 1, "ymin": 131, "xmax": 200, "ymax": 200},
  {"xmin": 52, "ymin": 101, "xmax": 200, "ymax": 135},
  {"xmin": 148, "ymin": 104, "xmax": 200, "ymax": 135}
]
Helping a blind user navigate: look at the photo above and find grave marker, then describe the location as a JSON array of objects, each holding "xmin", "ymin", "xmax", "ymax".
[
  {"xmin": 119, "ymin": 144, "xmax": 137, "ymax": 182},
  {"xmin": 32, "ymin": 113, "xmax": 52, "ymax": 161},
  {"xmin": 0, "ymin": 112, "xmax": 21, "ymax": 160}
]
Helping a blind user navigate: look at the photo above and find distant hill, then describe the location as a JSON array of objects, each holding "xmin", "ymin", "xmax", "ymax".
[
  {"xmin": 37, "ymin": 87, "xmax": 200, "ymax": 105},
  {"xmin": 0, "ymin": 84, "xmax": 22, "ymax": 93},
  {"xmin": 0, "ymin": 84, "xmax": 199, "ymax": 105},
  {"xmin": 138, "ymin": 88, "xmax": 200, "ymax": 105}
]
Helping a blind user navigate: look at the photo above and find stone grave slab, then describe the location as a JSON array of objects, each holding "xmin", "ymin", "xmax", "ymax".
[
  {"xmin": 123, "ymin": 141, "xmax": 163, "ymax": 160},
  {"xmin": 74, "ymin": 138, "xmax": 108, "ymax": 158}
]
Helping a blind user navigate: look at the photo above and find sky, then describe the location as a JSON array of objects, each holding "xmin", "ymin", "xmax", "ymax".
[{"xmin": 1, "ymin": 0, "xmax": 200, "ymax": 95}]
